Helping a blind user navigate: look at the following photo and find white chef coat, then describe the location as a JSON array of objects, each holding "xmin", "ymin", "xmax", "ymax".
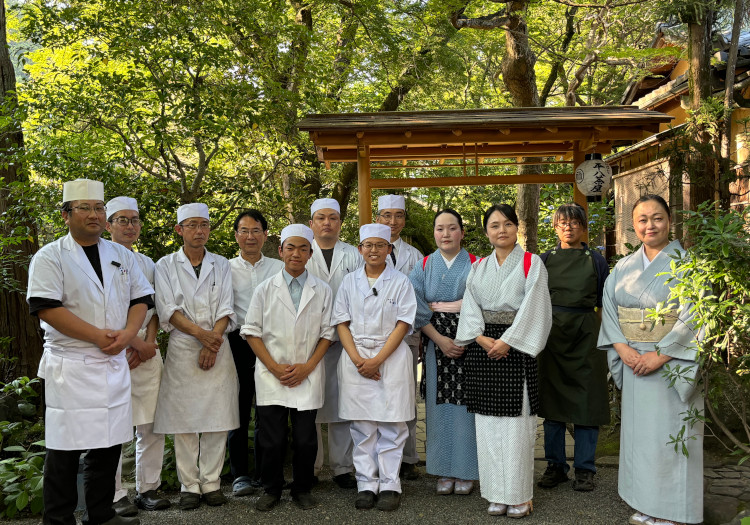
[
  {"xmin": 240, "ymin": 271, "xmax": 334, "ymax": 410},
  {"xmin": 332, "ymin": 265, "xmax": 417, "ymax": 422},
  {"xmin": 129, "ymin": 251, "xmax": 163, "ymax": 427},
  {"xmin": 387, "ymin": 237, "xmax": 423, "ymax": 276},
  {"xmin": 229, "ymin": 253, "xmax": 284, "ymax": 322},
  {"xmin": 306, "ymin": 239, "xmax": 363, "ymax": 423},
  {"xmin": 152, "ymin": 248, "xmax": 239, "ymax": 434},
  {"xmin": 27, "ymin": 234, "xmax": 154, "ymax": 450}
]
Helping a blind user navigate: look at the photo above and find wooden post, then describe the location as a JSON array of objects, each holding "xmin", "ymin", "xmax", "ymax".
[
  {"xmin": 357, "ymin": 144, "xmax": 372, "ymax": 227},
  {"xmin": 572, "ymin": 141, "xmax": 589, "ymax": 243}
]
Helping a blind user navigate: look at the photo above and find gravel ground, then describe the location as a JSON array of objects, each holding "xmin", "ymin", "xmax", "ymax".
[{"xmin": 12, "ymin": 460, "xmax": 633, "ymax": 525}]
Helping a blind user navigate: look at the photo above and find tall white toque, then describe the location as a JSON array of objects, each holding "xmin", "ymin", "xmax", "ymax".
[
  {"xmin": 359, "ymin": 223, "xmax": 391, "ymax": 243},
  {"xmin": 281, "ymin": 224, "xmax": 314, "ymax": 246},
  {"xmin": 177, "ymin": 203, "xmax": 210, "ymax": 223},
  {"xmin": 105, "ymin": 196, "xmax": 138, "ymax": 220},
  {"xmin": 310, "ymin": 198, "xmax": 340, "ymax": 216},
  {"xmin": 62, "ymin": 179, "xmax": 104, "ymax": 202},
  {"xmin": 377, "ymin": 194, "xmax": 405, "ymax": 211}
]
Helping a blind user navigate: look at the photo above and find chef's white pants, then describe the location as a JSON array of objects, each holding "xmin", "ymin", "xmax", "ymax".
[
  {"xmin": 402, "ymin": 340, "xmax": 420, "ymax": 465},
  {"xmin": 314, "ymin": 421, "xmax": 354, "ymax": 476},
  {"xmin": 174, "ymin": 431, "xmax": 227, "ymax": 494},
  {"xmin": 350, "ymin": 420, "xmax": 407, "ymax": 494},
  {"xmin": 114, "ymin": 423, "xmax": 165, "ymax": 500}
]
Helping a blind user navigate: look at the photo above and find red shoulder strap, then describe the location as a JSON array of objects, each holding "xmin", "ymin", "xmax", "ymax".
[
  {"xmin": 469, "ymin": 253, "xmax": 477, "ymax": 264},
  {"xmin": 422, "ymin": 255, "xmax": 429, "ymax": 270},
  {"xmin": 523, "ymin": 251, "xmax": 532, "ymax": 278}
]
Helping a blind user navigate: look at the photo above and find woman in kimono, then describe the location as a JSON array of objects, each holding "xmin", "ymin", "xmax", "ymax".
[
  {"xmin": 598, "ymin": 195, "xmax": 702, "ymax": 525},
  {"xmin": 409, "ymin": 209, "xmax": 479, "ymax": 496},
  {"xmin": 455, "ymin": 204, "xmax": 552, "ymax": 517}
]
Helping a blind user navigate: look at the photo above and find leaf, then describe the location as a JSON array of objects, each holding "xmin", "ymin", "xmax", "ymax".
[
  {"xmin": 3, "ymin": 446, "xmax": 25, "ymax": 452},
  {"xmin": 16, "ymin": 490, "xmax": 28, "ymax": 510}
]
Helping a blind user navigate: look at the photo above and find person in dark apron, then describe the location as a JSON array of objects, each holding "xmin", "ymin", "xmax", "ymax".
[{"xmin": 537, "ymin": 203, "xmax": 610, "ymax": 492}]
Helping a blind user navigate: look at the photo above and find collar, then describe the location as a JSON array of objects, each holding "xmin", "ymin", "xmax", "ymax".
[
  {"xmin": 283, "ymin": 269, "xmax": 308, "ymax": 288},
  {"xmin": 238, "ymin": 253, "xmax": 266, "ymax": 268}
]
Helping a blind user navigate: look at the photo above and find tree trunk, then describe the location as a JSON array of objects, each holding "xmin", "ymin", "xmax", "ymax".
[
  {"xmin": 500, "ymin": 2, "xmax": 541, "ymax": 253},
  {"xmin": 687, "ymin": 15, "xmax": 716, "ymax": 211},
  {"xmin": 0, "ymin": 1, "xmax": 43, "ymax": 380}
]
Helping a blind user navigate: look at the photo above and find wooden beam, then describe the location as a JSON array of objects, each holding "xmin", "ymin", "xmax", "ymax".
[
  {"xmin": 369, "ymin": 173, "xmax": 575, "ymax": 189},
  {"xmin": 368, "ymin": 160, "xmax": 572, "ymax": 170},
  {"xmin": 357, "ymin": 145, "xmax": 372, "ymax": 227},
  {"xmin": 319, "ymin": 143, "xmax": 575, "ymax": 162}
]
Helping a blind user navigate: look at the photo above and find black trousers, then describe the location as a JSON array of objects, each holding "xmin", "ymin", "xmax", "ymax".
[
  {"xmin": 256, "ymin": 405, "xmax": 317, "ymax": 497},
  {"xmin": 227, "ymin": 329, "xmax": 260, "ymax": 479},
  {"xmin": 43, "ymin": 444, "xmax": 121, "ymax": 525}
]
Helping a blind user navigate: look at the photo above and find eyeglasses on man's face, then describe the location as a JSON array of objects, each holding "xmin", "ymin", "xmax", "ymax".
[
  {"xmin": 236, "ymin": 228, "xmax": 264, "ymax": 237},
  {"xmin": 72, "ymin": 204, "xmax": 107, "ymax": 215},
  {"xmin": 360, "ymin": 242, "xmax": 390, "ymax": 250},
  {"xmin": 555, "ymin": 221, "xmax": 582, "ymax": 230},
  {"xmin": 110, "ymin": 217, "xmax": 141, "ymax": 226},
  {"xmin": 181, "ymin": 221, "xmax": 211, "ymax": 231}
]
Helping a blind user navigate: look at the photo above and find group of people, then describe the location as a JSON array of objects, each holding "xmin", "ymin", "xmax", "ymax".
[{"xmin": 27, "ymin": 177, "xmax": 703, "ymax": 525}]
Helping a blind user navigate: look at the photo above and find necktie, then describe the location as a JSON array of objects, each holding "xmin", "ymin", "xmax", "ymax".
[{"xmin": 290, "ymin": 278, "xmax": 302, "ymax": 311}]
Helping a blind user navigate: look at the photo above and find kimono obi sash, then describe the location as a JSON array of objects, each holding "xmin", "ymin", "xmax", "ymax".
[
  {"xmin": 617, "ymin": 306, "xmax": 678, "ymax": 343},
  {"xmin": 430, "ymin": 300, "xmax": 462, "ymax": 313},
  {"xmin": 482, "ymin": 310, "xmax": 517, "ymax": 325}
]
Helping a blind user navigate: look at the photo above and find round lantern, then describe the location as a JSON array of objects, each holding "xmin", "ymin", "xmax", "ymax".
[{"xmin": 574, "ymin": 153, "xmax": 612, "ymax": 201}]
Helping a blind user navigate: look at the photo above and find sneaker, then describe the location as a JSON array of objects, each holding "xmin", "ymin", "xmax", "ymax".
[
  {"xmin": 375, "ymin": 490, "xmax": 401, "ymax": 511},
  {"xmin": 113, "ymin": 496, "xmax": 138, "ymax": 517},
  {"xmin": 202, "ymin": 490, "xmax": 227, "ymax": 506},
  {"xmin": 572, "ymin": 469, "xmax": 595, "ymax": 492},
  {"xmin": 333, "ymin": 472, "xmax": 357, "ymax": 489},
  {"xmin": 355, "ymin": 490, "xmax": 376, "ymax": 509},
  {"xmin": 178, "ymin": 492, "xmax": 200, "ymax": 511},
  {"xmin": 537, "ymin": 464, "xmax": 568, "ymax": 488},
  {"xmin": 255, "ymin": 493, "xmax": 280, "ymax": 512},
  {"xmin": 400, "ymin": 463, "xmax": 419, "ymax": 480},
  {"xmin": 292, "ymin": 492, "xmax": 318, "ymax": 510},
  {"xmin": 134, "ymin": 490, "xmax": 170, "ymax": 511},
  {"xmin": 232, "ymin": 476, "xmax": 256, "ymax": 497}
]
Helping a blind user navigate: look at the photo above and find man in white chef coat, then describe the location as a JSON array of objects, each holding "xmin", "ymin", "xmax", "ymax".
[
  {"xmin": 152, "ymin": 203, "xmax": 239, "ymax": 511},
  {"xmin": 241, "ymin": 224, "xmax": 334, "ymax": 511},
  {"xmin": 375, "ymin": 194, "xmax": 423, "ymax": 479},
  {"xmin": 27, "ymin": 178, "xmax": 153, "ymax": 525},
  {"xmin": 306, "ymin": 198, "xmax": 362, "ymax": 489},
  {"xmin": 227, "ymin": 209, "xmax": 283, "ymax": 497},
  {"xmin": 104, "ymin": 197, "xmax": 170, "ymax": 516}
]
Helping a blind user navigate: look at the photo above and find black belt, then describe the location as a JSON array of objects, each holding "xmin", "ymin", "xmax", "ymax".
[{"xmin": 552, "ymin": 305, "xmax": 595, "ymax": 313}]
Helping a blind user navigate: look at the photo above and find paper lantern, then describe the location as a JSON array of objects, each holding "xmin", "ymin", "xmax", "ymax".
[{"xmin": 574, "ymin": 153, "xmax": 612, "ymax": 201}]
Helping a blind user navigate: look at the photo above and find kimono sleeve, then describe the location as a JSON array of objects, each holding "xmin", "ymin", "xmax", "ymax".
[
  {"xmin": 500, "ymin": 254, "xmax": 552, "ymax": 357},
  {"xmin": 331, "ymin": 274, "xmax": 354, "ymax": 326},
  {"xmin": 154, "ymin": 257, "xmax": 181, "ymax": 332},
  {"xmin": 408, "ymin": 262, "xmax": 432, "ymax": 330},
  {"xmin": 597, "ymin": 264, "xmax": 627, "ymax": 389},
  {"xmin": 454, "ymin": 264, "xmax": 483, "ymax": 347},
  {"xmin": 214, "ymin": 259, "xmax": 237, "ymax": 332},
  {"xmin": 239, "ymin": 281, "xmax": 267, "ymax": 339}
]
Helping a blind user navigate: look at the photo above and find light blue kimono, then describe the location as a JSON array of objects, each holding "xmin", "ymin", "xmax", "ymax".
[{"xmin": 598, "ymin": 240, "xmax": 703, "ymax": 523}]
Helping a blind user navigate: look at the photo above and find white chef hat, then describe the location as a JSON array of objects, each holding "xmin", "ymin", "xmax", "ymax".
[
  {"xmin": 62, "ymin": 179, "xmax": 104, "ymax": 202},
  {"xmin": 280, "ymin": 224, "xmax": 314, "ymax": 246},
  {"xmin": 359, "ymin": 223, "xmax": 391, "ymax": 243},
  {"xmin": 177, "ymin": 203, "xmax": 210, "ymax": 224},
  {"xmin": 310, "ymin": 198, "xmax": 340, "ymax": 216},
  {"xmin": 106, "ymin": 196, "xmax": 138, "ymax": 220},
  {"xmin": 377, "ymin": 194, "xmax": 405, "ymax": 211}
]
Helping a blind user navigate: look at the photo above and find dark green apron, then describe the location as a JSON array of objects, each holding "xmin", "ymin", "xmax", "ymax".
[{"xmin": 537, "ymin": 247, "xmax": 610, "ymax": 426}]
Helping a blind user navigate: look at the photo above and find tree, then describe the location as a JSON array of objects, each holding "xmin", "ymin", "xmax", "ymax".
[{"xmin": 0, "ymin": 0, "xmax": 43, "ymax": 380}]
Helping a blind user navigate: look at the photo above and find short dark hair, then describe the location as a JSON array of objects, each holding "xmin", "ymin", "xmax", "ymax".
[
  {"xmin": 632, "ymin": 194, "xmax": 671, "ymax": 220},
  {"xmin": 553, "ymin": 203, "xmax": 587, "ymax": 230},
  {"xmin": 483, "ymin": 204, "xmax": 518, "ymax": 231},
  {"xmin": 234, "ymin": 209, "xmax": 268, "ymax": 232},
  {"xmin": 61, "ymin": 201, "xmax": 72, "ymax": 213},
  {"xmin": 434, "ymin": 208, "xmax": 463, "ymax": 230}
]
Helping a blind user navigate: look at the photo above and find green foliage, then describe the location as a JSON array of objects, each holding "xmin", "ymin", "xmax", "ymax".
[
  {"xmin": 657, "ymin": 203, "xmax": 750, "ymax": 460},
  {"xmin": 0, "ymin": 436, "xmax": 45, "ymax": 518}
]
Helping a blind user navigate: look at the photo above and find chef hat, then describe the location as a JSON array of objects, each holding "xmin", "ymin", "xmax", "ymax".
[
  {"xmin": 177, "ymin": 203, "xmax": 210, "ymax": 224},
  {"xmin": 280, "ymin": 224, "xmax": 314, "ymax": 246},
  {"xmin": 377, "ymin": 194, "xmax": 405, "ymax": 211},
  {"xmin": 310, "ymin": 198, "xmax": 340, "ymax": 216},
  {"xmin": 359, "ymin": 223, "xmax": 391, "ymax": 243},
  {"xmin": 62, "ymin": 179, "xmax": 104, "ymax": 202},
  {"xmin": 106, "ymin": 196, "xmax": 138, "ymax": 220}
]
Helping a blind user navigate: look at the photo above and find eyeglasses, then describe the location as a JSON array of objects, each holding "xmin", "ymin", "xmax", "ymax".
[
  {"xmin": 378, "ymin": 212, "xmax": 405, "ymax": 221},
  {"xmin": 236, "ymin": 228, "xmax": 264, "ymax": 237},
  {"xmin": 181, "ymin": 222, "xmax": 211, "ymax": 231},
  {"xmin": 111, "ymin": 217, "xmax": 141, "ymax": 226},
  {"xmin": 72, "ymin": 204, "xmax": 107, "ymax": 215},
  {"xmin": 360, "ymin": 242, "xmax": 390, "ymax": 250},
  {"xmin": 556, "ymin": 221, "xmax": 582, "ymax": 230}
]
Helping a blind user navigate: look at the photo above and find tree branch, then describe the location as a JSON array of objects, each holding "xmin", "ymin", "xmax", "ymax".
[{"xmin": 452, "ymin": 10, "xmax": 510, "ymax": 30}]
